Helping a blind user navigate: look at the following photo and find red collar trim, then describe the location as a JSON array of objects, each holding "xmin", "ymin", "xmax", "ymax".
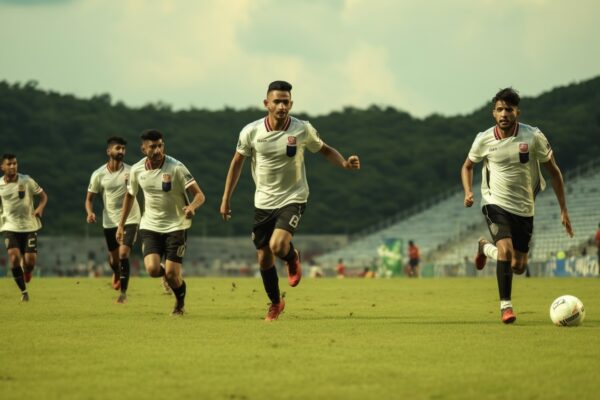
[
  {"xmin": 106, "ymin": 162, "xmax": 123, "ymax": 173},
  {"xmin": 145, "ymin": 157, "xmax": 166, "ymax": 170},
  {"xmin": 3, "ymin": 175, "xmax": 17, "ymax": 183},
  {"xmin": 264, "ymin": 116, "xmax": 291, "ymax": 132},
  {"xmin": 494, "ymin": 123, "xmax": 519, "ymax": 140}
]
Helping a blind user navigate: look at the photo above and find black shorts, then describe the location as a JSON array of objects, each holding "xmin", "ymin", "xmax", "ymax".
[
  {"xmin": 409, "ymin": 258, "xmax": 420, "ymax": 268},
  {"xmin": 104, "ymin": 224, "xmax": 138, "ymax": 252},
  {"xmin": 140, "ymin": 229, "xmax": 187, "ymax": 264},
  {"xmin": 3, "ymin": 231, "xmax": 38, "ymax": 254},
  {"xmin": 482, "ymin": 204, "xmax": 533, "ymax": 253},
  {"xmin": 252, "ymin": 203, "xmax": 306, "ymax": 249}
]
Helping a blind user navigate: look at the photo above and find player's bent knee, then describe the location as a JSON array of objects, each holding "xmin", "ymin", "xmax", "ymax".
[{"xmin": 145, "ymin": 264, "xmax": 162, "ymax": 277}]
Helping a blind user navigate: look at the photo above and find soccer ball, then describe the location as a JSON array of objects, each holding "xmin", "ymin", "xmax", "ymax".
[{"xmin": 549, "ymin": 295, "xmax": 585, "ymax": 326}]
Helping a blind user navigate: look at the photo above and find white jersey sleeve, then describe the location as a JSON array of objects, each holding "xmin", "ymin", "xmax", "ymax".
[
  {"xmin": 88, "ymin": 170, "xmax": 102, "ymax": 194},
  {"xmin": 28, "ymin": 177, "xmax": 43, "ymax": 195},
  {"xmin": 236, "ymin": 125, "xmax": 253, "ymax": 157},
  {"xmin": 304, "ymin": 122, "xmax": 324, "ymax": 153},
  {"xmin": 127, "ymin": 165, "xmax": 140, "ymax": 197},
  {"xmin": 532, "ymin": 130, "xmax": 553, "ymax": 163},
  {"xmin": 176, "ymin": 163, "xmax": 196, "ymax": 189},
  {"xmin": 468, "ymin": 133, "xmax": 485, "ymax": 163}
]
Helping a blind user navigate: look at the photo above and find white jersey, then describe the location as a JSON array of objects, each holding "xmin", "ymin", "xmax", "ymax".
[
  {"xmin": 0, "ymin": 173, "xmax": 43, "ymax": 232},
  {"xmin": 88, "ymin": 163, "xmax": 141, "ymax": 229},
  {"xmin": 468, "ymin": 123, "xmax": 552, "ymax": 217},
  {"xmin": 236, "ymin": 116, "xmax": 324, "ymax": 209},
  {"xmin": 128, "ymin": 155, "xmax": 196, "ymax": 233}
]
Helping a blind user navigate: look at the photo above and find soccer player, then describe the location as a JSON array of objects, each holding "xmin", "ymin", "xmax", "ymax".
[
  {"xmin": 404, "ymin": 240, "xmax": 420, "ymax": 278},
  {"xmin": 0, "ymin": 154, "xmax": 48, "ymax": 301},
  {"xmin": 86, "ymin": 137, "xmax": 143, "ymax": 303},
  {"xmin": 117, "ymin": 130, "xmax": 205, "ymax": 315},
  {"xmin": 461, "ymin": 88, "xmax": 573, "ymax": 324},
  {"xmin": 220, "ymin": 80, "xmax": 361, "ymax": 321}
]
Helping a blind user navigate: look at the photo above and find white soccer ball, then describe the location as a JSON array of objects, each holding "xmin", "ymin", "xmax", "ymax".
[{"xmin": 549, "ymin": 295, "xmax": 585, "ymax": 327}]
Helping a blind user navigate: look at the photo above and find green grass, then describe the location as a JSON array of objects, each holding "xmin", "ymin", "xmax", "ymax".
[{"xmin": 1, "ymin": 277, "xmax": 599, "ymax": 400}]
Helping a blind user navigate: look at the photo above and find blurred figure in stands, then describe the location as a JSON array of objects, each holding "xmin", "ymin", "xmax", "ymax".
[{"xmin": 404, "ymin": 240, "xmax": 420, "ymax": 278}]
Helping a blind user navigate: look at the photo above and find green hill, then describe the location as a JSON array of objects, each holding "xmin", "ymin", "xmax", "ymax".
[{"xmin": 1, "ymin": 77, "xmax": 599, "ymax": 236}]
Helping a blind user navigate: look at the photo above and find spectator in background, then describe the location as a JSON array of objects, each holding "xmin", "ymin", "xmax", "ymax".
[
  {"xmin": 595, "ymin": 223, "xmax": 600, "ymax": 275},
  {"xmin": 309, "ymin": 259, "xmax": 323, "ymax": 278},
  {"xmin": 404, "ymin": 240, "xmax": 420, "ymax": 278},
  {"xmin": 336, "ymin": 258, "xmax": 346, "ymax": 278}
]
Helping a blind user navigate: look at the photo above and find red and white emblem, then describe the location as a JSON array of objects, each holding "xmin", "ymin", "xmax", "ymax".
[
  {"xmin": 519, "ymin": 143, "xmax": 529, "ymax": 153},
  {"xmin": 287, "ymin": 136, "xmax": 297, "ymax": 145}
]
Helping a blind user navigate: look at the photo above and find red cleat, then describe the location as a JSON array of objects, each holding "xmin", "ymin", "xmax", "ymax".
[
  {"xmin": 475, "ymin": 237, "xmax": 489, "ymax": 270},
  {"xmin": 265, "ymin": 298, "xmax": 285, "ymax": 321},
  {"xmin": 112, "ymin": 274, "xmax": 121, "ymax": 290},
  {"xmin": 285, "ymin": 249, "xmax": 302, "ymax": 287},
  {"xmin": 501, "ymin": 307, "xmax": 516, "ymax": 324},
  {"xmin": 24, "ymin": 271, "xmax": 32, "ymax": 283}
]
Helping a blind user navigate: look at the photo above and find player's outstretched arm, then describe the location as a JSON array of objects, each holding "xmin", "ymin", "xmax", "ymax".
[
  {"xmin": 33, "ymin": 190, "xmax": 48, "ymax": 218},
  {"xmin": 318, "ymin": 143, "xmax": 360, "ymax": 170},
  {"xmin": 85, "ymin": 191, "xmax": 96, "ymax": 223},
  {"xmin": 183, "ymin": 182, "xmax": 205, "ymax": 219},
  {"xmin": 542, "ymin": 155, "xmax": 574, "ymax": 237},
  {"xmin": 220, "ymin": 152, "xmax": 246, "ymax": 221},
  {"xmin": 461, "ymin": 157, "xmax": 475, "ymax": 208}
]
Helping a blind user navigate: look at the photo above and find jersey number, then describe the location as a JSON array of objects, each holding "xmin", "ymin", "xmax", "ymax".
[{"xmin": 289, "ymin": 215, "xmax": 301, "ymax": 229}]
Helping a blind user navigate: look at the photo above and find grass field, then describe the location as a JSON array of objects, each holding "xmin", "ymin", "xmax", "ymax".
[{"xmin": 1, "ymin": 276, "xmax": 599, "ymax": 400}]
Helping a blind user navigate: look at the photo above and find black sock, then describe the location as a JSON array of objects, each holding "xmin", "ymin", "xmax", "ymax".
[
  {"xmin": 110, "ymin": 262, "xmax": 119, "ymax": 276},
  {"xmin": 119, "ymin": 258, "xmax": 130, "ymax": 293},
  {"xmin": 11, "ymin": 267, "xmax": 27, "ymax": 293},
  {"xmin": 497, "ymin": 260, "xmax": 513, "ymax": 301},
  {"xmin": 171, "ymin": 280, "xmax": 186, "ymax": 308},
  {"xmin": 281, "ymin": 243, "xmax": 297, "ymax": 263},
  {"xmin": 260, "ymin": 266, "xmax": 280, "ymax": 304}
]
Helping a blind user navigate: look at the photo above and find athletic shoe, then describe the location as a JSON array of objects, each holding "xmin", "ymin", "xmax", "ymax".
[
  {"xmin": 21, "ymin": 292, "xmax": 29, "ymax": 302},
  {"xmin": 475, "ymin": 237, "xmax": 489, "ymax": 270},
  {"xmin": 116, "ymin": 293, "xmax": 127, "ymax": 304},
  {"xmin": 24, "ymin": 271, "xmax": 32, "ymax": 283},
  {"xmin": 171, "ymin": 306, "xmax": 184, "ymax": 316},
  {"xmin": 112, "ymin": 273, "xmax": 121, "ymax": 290},
  {"xmin": 501, "ymin": 307, "xmax": 516, "ymax": 324},
  {"xmin": 285, "ymin": 249, "xmax": 302, "ymax": 287},
  {"xmin": 161, "ymin": 276, "xmax": 172, "ymax": 295},
  {"xmin": 265, "ymin": 298, "xmax": 285, "ymax": 321}
]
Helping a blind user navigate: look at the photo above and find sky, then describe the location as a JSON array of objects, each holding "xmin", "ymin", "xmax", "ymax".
[{"xmin": 1, "ymin": 0, "xmax": 599, "ymax": 117}]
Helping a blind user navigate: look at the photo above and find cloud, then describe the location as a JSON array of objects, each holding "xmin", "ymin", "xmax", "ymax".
[
  {"xmin": 0, "ymin": 0, "xmax": 599, "ymax": 116},
  {"xmin": 0, "ymin": 0, "xmax": 74, "ymax": 5}
]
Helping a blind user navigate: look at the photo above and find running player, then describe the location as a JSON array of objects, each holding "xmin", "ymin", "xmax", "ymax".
[
  {"xmin": 220, "ymin": 80, "xmax": 360, "ymax": 321},
  {"xmin": 117, "ymin": 130, "xmax": 205, "ymax": 315},
  {"xmin": 86, "ymin": 136, "xmax": 143, "ymax": 303},
  {"xmin": 0, "ymin": 154, "xmax": 48, "ymax": 301},
  {"xmin": 461, "ymin": 88, "xmax": 573, "ymax": 324}
]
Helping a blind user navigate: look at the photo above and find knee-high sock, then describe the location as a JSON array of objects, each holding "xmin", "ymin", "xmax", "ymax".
[
  {"xmin": 496, "ymin": 260, "xmax": 513, "ymax": 301},
  {"xmin": 260, "ymin": 266, "xmax": 280, "ymax": 304},
  {"xmin": 171, "ymin": 280, "xmax": 186, "ymax": 308},
  {"xmin": 11, "ymin": 267, "xmax": 27, "ymax": 292},
  {"xmin": 119, "ymin": 258, "xmax": 130, "ymax": 293}
]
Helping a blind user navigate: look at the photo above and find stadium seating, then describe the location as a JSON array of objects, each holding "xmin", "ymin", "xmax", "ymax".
[{"xmin": 316, "ymin": 160, "xmax": 600, "ymax": 274}]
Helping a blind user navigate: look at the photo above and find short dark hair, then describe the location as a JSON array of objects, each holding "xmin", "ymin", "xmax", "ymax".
[
  {"xmin": 409, "ymin": 240, "xmax": 415, "ymax": 246},
  {"xmin": 267, "ymin": 80, "xmax": 292, "ymax": 93},
  {"xmin": 492, "ymin": 88, "xmax": 520, "ymax": 107},
  {"xmin": 107, "ymin": 136, "xmax": 127, "ymax": 146},
  {"xmin": 2, "ymin": 153, "xmax": 16, "ymax": 161},
  {"xmin": 140, "ymin": 129, "xmax": 163, "ymax": 141}
]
